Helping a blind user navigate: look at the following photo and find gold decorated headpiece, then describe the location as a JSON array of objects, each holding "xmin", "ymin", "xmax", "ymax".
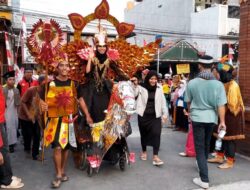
[{"xmin": 94, "ymin": 25, "xmax": 108, "ymax": 46}]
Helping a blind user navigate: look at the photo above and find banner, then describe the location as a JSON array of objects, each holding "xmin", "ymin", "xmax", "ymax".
[
  {"xmin": 4, "ymin": 32, "xmax": 14, "ymax": 69},
  {"xmin": 176, "ymin": 64, "xmax": 190, "ymax": 74}
]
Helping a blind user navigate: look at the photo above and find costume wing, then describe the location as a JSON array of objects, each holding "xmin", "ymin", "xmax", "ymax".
[
  {"xmin": 61, "ymin": 40, "xmax": 90, "ymax": 84},
  {"xmin": 108, "ymin": 38, "xmax": 161, "ymax": 77}
]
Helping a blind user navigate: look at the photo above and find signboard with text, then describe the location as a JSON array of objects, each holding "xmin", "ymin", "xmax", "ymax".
[{"xmin": 176, "ymin": 64, "xmax": 190, "ymax": 74}]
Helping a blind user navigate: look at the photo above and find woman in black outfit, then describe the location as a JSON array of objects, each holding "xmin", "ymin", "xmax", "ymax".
[{"xmin": 135, "ymin": 70, "xmax": 168, "ymax": 166}]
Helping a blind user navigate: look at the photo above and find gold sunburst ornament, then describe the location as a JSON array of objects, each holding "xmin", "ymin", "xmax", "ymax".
[
  {"xmin": 27, "ymin": 19, "xmax": 65, "ymax": 70},
  {"xmin": 66, "ymin": 0, "xmax": 160, "ymax": 82}
]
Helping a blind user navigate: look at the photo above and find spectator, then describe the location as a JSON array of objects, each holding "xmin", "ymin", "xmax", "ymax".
[
  {"xmin": 2, "ymin": 71, "xmax": 20, "ymax": 153},
  {"xmin": 17, "ymin": 66, "xmax": 39, "ymax": 97},
  {"xmin": 185, "ymin": 55, "xmax": 227, "ymax": 189},
  {"xmin": 0, "ymin": 85, "xmax": 24, "ymax": 189},
  {"xmin": 134, "ymin": 70, "xmax": 168, "ymax": 166},
  {"xmin": 170, "ymin": 75, "xmax": 180, "ymax": 126},
  {"xmin": 174, "ymin": 80, "xmax": 188, "ymax": 132},
  {"xmin": 18, "ymin": 75, "xmax": 46, "ymax": 160}
]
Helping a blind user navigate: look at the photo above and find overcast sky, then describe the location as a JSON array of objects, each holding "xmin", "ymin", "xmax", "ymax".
[{"xmin": 20, "ymin": 0, "xmax": 130, "ymax": 21}]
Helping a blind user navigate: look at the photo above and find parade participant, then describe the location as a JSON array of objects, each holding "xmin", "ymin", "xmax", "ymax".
[
  {"xmin": 78, "ymin": 28, "xmax": 129, "ymax": 124},
  {"xmin": 18, "ymin": 75, "xmax": 46, "ymax": 160},
  {"xmin": 134, "ymin": 70, "xmax": 168, "ymax": 166},
  {"xmin": 208, "ymin": 63, "xmax": 245, "ymax": 169},
  {"xmin": 41, "ymin": 57, "xmax": 80, "ymax": 188},
  {"xmin": 0, "ymin": 85, "xmax": 24, "ymax": 189},
  {"xmin": 185, "ymin": 55, "xmax": 227, "ymax": 189},
  {"xmin": 17, "ymin": 66, "xmax": 39, "ymax": 97},
  {"xmin": 2, "ymin": 71, "xmax": 20, "ymax": 153}
]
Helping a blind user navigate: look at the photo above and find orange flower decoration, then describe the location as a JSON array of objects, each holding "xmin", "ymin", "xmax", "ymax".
[{"xmin": 55, "ymin": 90, "xmax": 72, "ymax": 111}]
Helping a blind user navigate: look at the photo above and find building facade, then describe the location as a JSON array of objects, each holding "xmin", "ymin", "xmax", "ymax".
[
  {"xmin": 238, "ymin": 0, "xmax": 250, "ymax": 157},
  {"xmin": 125, "ymin": 0, "xmax": 239, "ymax": 61}
]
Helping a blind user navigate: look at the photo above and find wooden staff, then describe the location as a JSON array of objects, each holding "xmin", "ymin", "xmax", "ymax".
[{"xmin": 42, "ymin": 63, "xmax": 49, "ymax": 164}]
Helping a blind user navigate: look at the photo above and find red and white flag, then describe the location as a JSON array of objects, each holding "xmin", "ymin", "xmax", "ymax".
[
  {"xmin": 21, "ymin": 14, "xmax": 29, "ymax": 64},
  {"xmin": 4, "ymin": 32, "xmax": 14, "ymax": 69},
  {"xmin": 14, "ymin": 64, "xmax": 24, "ymax": 84},
  {"xmin": 22, "ymin": 14, "xmax": 27, "ymax": 39}
]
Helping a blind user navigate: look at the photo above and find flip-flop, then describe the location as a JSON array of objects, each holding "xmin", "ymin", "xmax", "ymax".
[
  {"xmin": 140, "ymin": 153, "xmax": 147, "ymax": 161},
  {"xmin": 152, "ymin": 158, "xmax": 164, "ymax": 166},
  {"xmin": 61, "ymin": 174, "xmax": 69, "ymax": 182},
  {"xmin": 51, "ymin": 177, "xmax": 61, "ymax": 188}
]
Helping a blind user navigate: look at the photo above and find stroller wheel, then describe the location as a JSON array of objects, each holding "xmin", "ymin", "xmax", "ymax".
[
  {"xmin": 119, "ymin": 155, "xmax": 126, "ymax": 171},
  {"xmin": 95, "ymin": 167, "xmax": 99, "ymax": 174},
  {"xmin": 87, "ymin": 164, "xmax": 93, "ymax": 177}
]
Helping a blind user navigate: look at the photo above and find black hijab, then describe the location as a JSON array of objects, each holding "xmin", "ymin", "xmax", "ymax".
[
  {"xmin": 219, "ymin": 69, "xmax": 233, "ymax": 83},
  {"xmin": 142, "ymin": 70, "xmax": 158, "ymax": 91},
  {"xmin": 95, "ymin": 47, "xmax": 108, "ymax": 64}
]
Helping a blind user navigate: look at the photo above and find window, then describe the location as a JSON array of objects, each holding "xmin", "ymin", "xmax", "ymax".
[
  {"xmin": 221, "ymin": 43, "xmax": 239, "ymax": 62},
  {"xmin": 228, "ymin": 6, "xmax": 240, "ymax": 19},
  {"xmin": 205, "ymin": 4, "xmax": 211, "ymax": 8}
]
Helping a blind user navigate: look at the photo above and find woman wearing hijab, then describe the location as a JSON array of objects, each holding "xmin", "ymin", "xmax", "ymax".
[
  {"xmin": 134, "ymin": 70, "xmax": 168, "ymax": 166},
  {"xmin": 78, "ymin": 29, "xmax": 128, "ymax": 125}
]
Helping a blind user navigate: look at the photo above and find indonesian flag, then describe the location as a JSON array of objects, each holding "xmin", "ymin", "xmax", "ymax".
[
  {"xmin": 228, "ymin": 43, "xmax": 234, "ymax": 66},
  {"xmin": 4, "ymin": 32, "xmax": 14, "ymax": 69},
  {"xmin": 22, "ymin": 15, "xmax": 27, "ymax": 39}
]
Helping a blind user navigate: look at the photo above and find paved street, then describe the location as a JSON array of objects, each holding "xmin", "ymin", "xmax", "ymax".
[{"xmin": 10, "ymin": 115, "xmax": 250, "ymax": 190}]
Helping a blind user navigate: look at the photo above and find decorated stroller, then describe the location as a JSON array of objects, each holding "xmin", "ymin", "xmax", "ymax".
[{"xmin": 86, "ymin": 81, "xmax": 135, "ymax": 176}]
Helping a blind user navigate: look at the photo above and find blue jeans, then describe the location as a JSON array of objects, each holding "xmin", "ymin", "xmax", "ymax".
[{"xmin": 192, "ymin": 121, "xmax": 215, "ymax": 183}]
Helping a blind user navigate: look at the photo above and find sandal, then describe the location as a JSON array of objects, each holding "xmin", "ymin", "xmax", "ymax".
[
  {"xmin": 51, "ymin": 177, "xmax": 61, "ymax": 188},
  {"xmin": 61, "ymin": 174, "xmax": 69, "ymax": 182},
  {"xmin": 152, "ymin": 157, "xmax": 164, "ymax": 166},
  {"xmin": 140, "ymin": 153, "xmax": 147, "ymax": 161}
]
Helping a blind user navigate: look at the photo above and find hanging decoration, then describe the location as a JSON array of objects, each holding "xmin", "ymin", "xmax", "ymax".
[{"xmin": 26, "ymin": 19, "xmax": 65, "ymax": 73}]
